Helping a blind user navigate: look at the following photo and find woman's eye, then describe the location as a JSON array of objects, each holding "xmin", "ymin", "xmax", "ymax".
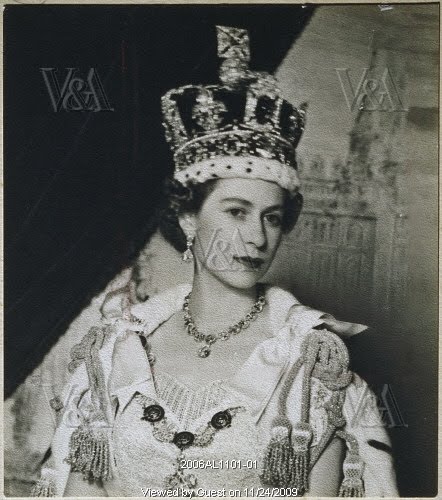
[
  {"xmin": 264, "ymin": 213, "xmax": 282, "ymax": 227},
  {"xmin": 227, "ymin": 208, "xmax": 246, "ymax": 219}
]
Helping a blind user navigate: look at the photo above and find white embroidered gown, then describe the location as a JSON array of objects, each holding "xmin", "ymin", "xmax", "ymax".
[{"xmin": 36, "ymin": 285, "xmax": 399, "ymax": 497}]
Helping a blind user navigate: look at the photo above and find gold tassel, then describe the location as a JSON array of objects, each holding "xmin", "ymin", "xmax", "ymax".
[
  {"xmin": 260, "ymin": 422, "xmax": 295, "ymax": 487},
  {"xmin": 339, "ymin": 484, "xmax": 364, "ymax": 498},
  {"xmin": 30, "ymin": 474, "xmax": 56, "ymax": 497},
  {"xmin": 64, "ymin": 425, "xmax": 113, "ymax": 481},
  {"xmin": 291, "ymin": 422, "xmax": 312, "ymax": 493},
  {"xmin": 338, "ymin": 453, "xmax": 365, "ymax": 497},
  {"xmin": 260, "ymin": 419, "xmax": 312, "ymax": 494}
]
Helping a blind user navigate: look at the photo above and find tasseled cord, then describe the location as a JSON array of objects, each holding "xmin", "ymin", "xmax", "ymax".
[
  {"xmin": 337, "ymin": 431, "xmax": 365, "ymax": 497},
  {"xmin": 64, "ymin": 425, "xmax": 113, "ymax": 481},
  {"xmin": 30, "ymin": 468, "xmax": 56, "ymax": 497},
  {"xmin": 291, "ymin": 421, "xmax": 313, "ymax": 490},
  {"xmin": 260, "ymin": 357, "xmax": 313, "ymax": 494},
  {"xmin": 260, "ymin": 416, "xmax": 296, "ymax": 487},
  {"xmin": 338, "ymin": 453, "xmax": 365, "ymax": 497}
]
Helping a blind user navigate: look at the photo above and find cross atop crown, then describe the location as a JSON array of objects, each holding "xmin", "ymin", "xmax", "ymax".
[
  {"xmin": 216, "ymin": 26, "xmax": 251, "ymax": 86},
  {"xmin": 217, "ymin": 26, "xmax": 250, "ymax": 62}
]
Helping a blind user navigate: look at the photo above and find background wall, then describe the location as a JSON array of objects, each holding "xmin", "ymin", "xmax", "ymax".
[{"xmin": 4, "ymin": 4, "xmax": 438, "ymax": 497}]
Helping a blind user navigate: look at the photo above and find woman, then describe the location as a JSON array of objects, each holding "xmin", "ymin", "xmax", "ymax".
[{"xmin": 31, "ymin": 26, "xmax": 397, "ymax": 497}]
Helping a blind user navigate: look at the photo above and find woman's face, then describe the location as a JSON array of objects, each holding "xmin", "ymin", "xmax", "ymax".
[{"xmin": 183, "ymin": 178, "xmax": 286, "ymax": 289}]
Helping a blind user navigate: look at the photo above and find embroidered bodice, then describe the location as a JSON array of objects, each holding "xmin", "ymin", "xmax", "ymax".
[
  {"xmin": 153, "ymin": 370, "xmax": 329, "ymax": 444},
  {"xmin": 31, "ymin": 284, "xmax": 399, "ymax": 497},
  {"xmin": 109, "ymin": 372, "xmax": 262, "ymax": 496},
  {"xmin": 105, "ymin": 366, "xmax": 335, "ymax": 496},
  {"xmin": 154, "ymin": 371, "xmax": 228, "ymax": 427}
]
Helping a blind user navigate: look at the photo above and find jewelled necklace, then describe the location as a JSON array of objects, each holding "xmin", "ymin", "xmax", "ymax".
[
  {"xmin": 183, "ymin": 288, "xmax": 266, "ymax": 358},
  {"xmin": 136, "ymin": 393, "xmax": 245, "ymax": 489}
]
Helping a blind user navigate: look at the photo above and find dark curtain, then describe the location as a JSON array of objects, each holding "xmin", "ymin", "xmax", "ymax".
[{"xmin": 5, "ymin": 5, "xmax": 315, "ymax": 397}]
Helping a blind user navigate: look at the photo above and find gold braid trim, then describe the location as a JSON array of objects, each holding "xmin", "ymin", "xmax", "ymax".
[
  {"xmin": 68, "ymin": 324, "xmax": 112, "ymax": 417},
  {"xmin": 309, "ymin": 390, "xmax": 347, "ymax": 468},
  {"xmin": 66, "ymin": 325, "xmax": 114, "ymax": 482}
]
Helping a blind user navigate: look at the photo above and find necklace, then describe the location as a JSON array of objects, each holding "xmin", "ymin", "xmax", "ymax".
[{"xmin": 183, "ymin": 287, "xmax": 266, "ymax": 358}]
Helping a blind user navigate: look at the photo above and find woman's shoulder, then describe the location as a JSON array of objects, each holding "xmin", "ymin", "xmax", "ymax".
[
  {"xmin": 268, "ymin": 286, "xmax": 369, "ymax": 410},
  {"xmin": 62, "ymin": 284, "xmax": 193, "ymax": 407},
  {"xmin": 100, "ymin": 282, "xmax": 190, "ymax": 330},
  {"xmin": 265, "ymin": 284, "xmax": 368, "ymax": 341}
]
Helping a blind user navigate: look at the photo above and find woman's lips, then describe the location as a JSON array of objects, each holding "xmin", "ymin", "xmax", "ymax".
[{"xmin": 233, "ymin": 256, "xmax": 265, "ymax": 270}]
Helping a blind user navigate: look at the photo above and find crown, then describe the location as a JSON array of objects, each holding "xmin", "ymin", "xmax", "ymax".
[{"xmin": 161, "ymin": 26, "xmax": 306, "ymax": 194}]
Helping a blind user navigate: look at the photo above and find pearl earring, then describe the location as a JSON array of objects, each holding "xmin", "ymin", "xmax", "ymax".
[{"xmin": 182, "ymin": 234, "xmax": 194, "ymax": 262}]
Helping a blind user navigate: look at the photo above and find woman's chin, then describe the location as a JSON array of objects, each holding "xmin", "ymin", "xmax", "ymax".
[{"xmin": 208, "ymin": 269, "xmax": 266, "ymax": 290}]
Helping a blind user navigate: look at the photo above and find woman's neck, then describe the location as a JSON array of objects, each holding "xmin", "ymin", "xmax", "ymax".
[{"xmin": 189, "ymin": 268, "xmax": 258, "ymax": 335}]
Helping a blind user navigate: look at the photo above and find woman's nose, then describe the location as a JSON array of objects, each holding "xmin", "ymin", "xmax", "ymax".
[{"xmin": 242, "ymin": 218, "xmax": 267, "ymax": 249}]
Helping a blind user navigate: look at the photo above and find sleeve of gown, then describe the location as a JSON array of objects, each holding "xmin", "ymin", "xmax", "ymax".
[
  {"xmin": 6, "ymin": 268, "xmax": 134, "ymax": 496},
  {"xmin": 286, "ymin": 326, "xmax": 399, "ymax": 498},
  {"xmin": 9, "ymin": 268, "xmax": 132, "ymax": 496},
  {"xmin": 30, "ymin": 322, "xmax": 119, "ymax": 497}
]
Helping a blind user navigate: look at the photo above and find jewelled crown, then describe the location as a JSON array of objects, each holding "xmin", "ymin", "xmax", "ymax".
[{"xmin": 161, "ymin": 26, "xmax": 306, "ymax": 194}]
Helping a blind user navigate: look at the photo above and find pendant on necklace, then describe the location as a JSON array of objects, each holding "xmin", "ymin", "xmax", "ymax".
[{"xmin": 198, "ymin": 345, "xmax": 211, "ymax": 358}]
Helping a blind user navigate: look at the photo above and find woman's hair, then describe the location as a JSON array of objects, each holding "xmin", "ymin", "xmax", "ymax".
[{"xmin": 159, "ymin": 177, "xmax": 303, "ymax": 253}]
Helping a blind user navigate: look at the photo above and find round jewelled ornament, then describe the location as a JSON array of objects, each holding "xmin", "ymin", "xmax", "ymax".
[
  {"xmin": 142, "ymin": 404, "xmax": 165, "ymax": 423},
  {"xmin": 211, "ymin": 410, "xmax": 232, "ymax": 429},
  {"xmin": 173, "ymin": 431, "xmax": 195, "ymax": 449}
]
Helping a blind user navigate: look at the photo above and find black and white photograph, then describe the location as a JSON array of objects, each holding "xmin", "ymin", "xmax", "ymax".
[{"xmin": 4, "ymin": 2, "xmax": 439, "ymax": 497}]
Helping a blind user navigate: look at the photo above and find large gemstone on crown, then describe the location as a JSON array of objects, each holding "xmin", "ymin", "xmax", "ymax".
[{"xmin": 192, "ymin": 89, "xmax": 227, "ymax": 131}]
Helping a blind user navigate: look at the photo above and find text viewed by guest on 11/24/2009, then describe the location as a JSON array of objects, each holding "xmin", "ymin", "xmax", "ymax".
[{"xmin": 140, "ymin": 486, "xmax": 300, "ymax": 497}]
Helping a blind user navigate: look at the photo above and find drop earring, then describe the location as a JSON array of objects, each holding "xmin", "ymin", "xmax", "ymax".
[{"xmin": 182, "ymin": 234, "xmax": 194, "ymax": 262}]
